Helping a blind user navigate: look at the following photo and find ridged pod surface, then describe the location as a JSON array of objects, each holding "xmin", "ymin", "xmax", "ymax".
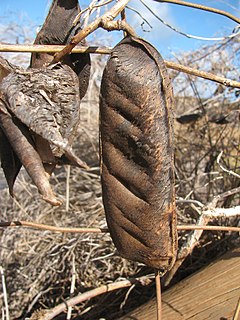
[{"xmin": 100, "ymin": 36, "xmax": 177, "ymax": 271}]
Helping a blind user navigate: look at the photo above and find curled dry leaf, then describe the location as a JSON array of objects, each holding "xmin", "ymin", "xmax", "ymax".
[{"xmin": 100, "ymin": 36, "xmax": 177, "ymax": 271}]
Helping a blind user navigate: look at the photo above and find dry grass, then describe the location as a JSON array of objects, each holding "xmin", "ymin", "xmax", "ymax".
[{"xmin": 0, "ymin": 40, "xmax": 239, "ymax": 319}]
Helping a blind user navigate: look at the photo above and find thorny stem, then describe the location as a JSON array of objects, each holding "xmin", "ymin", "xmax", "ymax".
[{"xmin": 155, "ymin": 0, "xmax": 240, "ymax": 25}]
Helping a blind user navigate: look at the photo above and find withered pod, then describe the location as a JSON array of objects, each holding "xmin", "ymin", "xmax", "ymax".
[{"xmin": 100, "ymin": 36, "xmax": 177, "ymax": 271}]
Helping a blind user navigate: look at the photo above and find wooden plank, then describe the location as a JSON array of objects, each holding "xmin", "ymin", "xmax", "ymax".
[{"xmin": 120, "ymin": 248, "xmax": 240, "ymax": 319}]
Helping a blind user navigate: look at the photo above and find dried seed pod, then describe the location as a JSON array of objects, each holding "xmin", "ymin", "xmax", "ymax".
[
  {"xmin": 30, "ymin": 0, "xmax": 91, "ymax": 99},
  {"xmin": 100, "ymin": 36, "xmax": 177, "ymax": 271},
  {"xmin": 30, "ymin": 0, "xmax": 91, "ymax": 172},
  {"xmin": 0, "ymin": 58, "xmax": 87, "ymax": 204},
  {"xmin": 0, "ymin": 101, "xmax": 61, "ymax": 206},
  {"xmin": 0, "ymin": 126, "xmax": 21, "ymax": 195},
  {"xmin": 0, "ymin": 0, "xmax": 91, "ymax": 205},
  {"xmin": 1, "ymin": 63, "xmax": 88, "ymax": 169},
  {"xmin": 0, "ymin": 56, "xmax": 14, "ymax": 82},
  {"xmin": 0, "ymin": 57, "xmax": 22, "ymax": 192}
]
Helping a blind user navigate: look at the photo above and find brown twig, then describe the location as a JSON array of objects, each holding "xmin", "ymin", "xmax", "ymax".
[
  {"xmin": 1, "ymin": 44, "xmax": 240, "ymax": 89},
  {"xmin": 217, "ymin": 151, "xmax": 240, "ymax": 179},
  {"xmin": 164, "ymin": 60, "xmax": 240, "ymax": 88},
  {"xmin": 1, "ymin": 220, "xmax": 239, "ymax": 233},
  {"xmin": 121, "ymin": 8, "xmax": 127, "ymax": 37},
  {"xmin": 67, "ymin": 254, "xmax": 76, "ymax": 320},
  {"xmin": 208, "ymin": 187, "xmax": 240, "ymax": 208},
  {"xmin": 177, "ymin": 224, "xmax": 240, "ymax": 232},
  {"xmin": 52, "ymin": 0, "xmax": 131, "ymax": 64},
  {"xmin": 155, "ymin": 0, "xmax": 240, "ymax": 25},
  {"xmin": 177, "ymin": 225, "xmax": 240, "ymax": 232},
  {"xmin": 0, "ymin": 221, "xmax": 107, "ymax": 233},
  {"xmin": 72, "ymin": 0, "xmax": 114, "ymax": 25},
  {"xmin": 29, "ymin": 277, "xmax": 152, "ymax": 320},
  {"xmin": 164, "ymin": 204, "xmax": 240, "ymax": 286},
  {"xmin": 155, "ymin": 270, "xmax": 162, "ymax": 320},
  {"xmin": 0, "ymin": 266, "xmax": 10, "ymax": 320},
  {"xmin": 0, "ymin": 44, "xmax": 112, "ymax": 54}
]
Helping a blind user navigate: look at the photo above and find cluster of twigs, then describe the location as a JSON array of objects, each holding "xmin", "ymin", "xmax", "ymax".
[{"xmin": 0, "ymin": 0, "xmax": 240, "ymax": 319}]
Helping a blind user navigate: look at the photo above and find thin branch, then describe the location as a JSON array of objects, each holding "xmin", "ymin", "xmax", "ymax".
[
  {"xmin": 67, "ymin": 255, "xmax": 76, "ymax": 320},
  {"xmin": 72, "ymin": 0, "xmax": 114, "ymax": 25},
  {"xmin": 121, "ymin": 7, "xmax": 127, "ymax": 37},
  {"xmin": 203, "ymin": 205, "xmax": 240, "ymax": 219},
  {"xmin": 217, "ymin": 151, "xmax": 240, "ymax": 179},
  {"xmin": 1, "ymin": 44, "xmax": 240, "ymax": 89},
  {"xmin": 30, "ymin": 276, "xmax": 152, "ymax": 320},
  {"xmin": 165, "ymin": 60, "xmax": 240, "ymax": 89},
  {"xmin": 0, "ymin": 221, "xmax": 108, "ymax": 233},
  {"xmin": 155, "ymin": 0, "xmax": 240, "ymax": 25},
  {"xmin": 164, "ymin": 205, "xmax": 240, "ymax": 286},
  {"xmin": 176, "ymin": 198, "xmax": 204, "ymax": 207},
  {"xmin": 177, "ymin": 224, "xmax": 240, "ymax": 232},
  {"xmin": 1, "ymin": 219, "xmax": 239, "ymax": 233},
  {"xmin": 209, "ymin": 186, "xmax": 240, "ymax": 208},
  {"xmin": 155, "ymin": 270, "xmax": 162, "ymax": 320},
  {"xmin": 0, "ymin": 266, "xmax": 10, "ymax": 320},
  {"xmin": 0, "ymin": 44, "xmax": 112, "ymax": 54},
  {"xmin": 52, "ymin": 0, "xmax": 131, "ymax": 64},
  {"xmin": 120, "ymin": 284, "xmax": 135, "ymax": 310},
  {"xmin": 65, "ymin": 165, "xmax": 71, "ymax": 212},
  {"xmin": 140, "ymin": 0, "xmax": 240, "ymax": 41},
  {"xmin": 126, "ymin": 5, "xmax": 153, "ymax": 31}
]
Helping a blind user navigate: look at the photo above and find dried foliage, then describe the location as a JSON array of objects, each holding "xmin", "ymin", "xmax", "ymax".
[
  {"xmin": 169, "ymin": 36, "xmax": 240, "ymax": 284},
  {"xmin": 0, "ymin": 9, "xmax": 240, "ymax": 320},
  {"xmin": 0, "ymin": 54, "xmax": 146, "ymax": 319},
  {"xmin": 172, "ymin": 36, "xmax": 240, "ymax": 207}
]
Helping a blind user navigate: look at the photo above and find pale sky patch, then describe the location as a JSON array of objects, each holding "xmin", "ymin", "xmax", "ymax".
[{"xmin": 127, "ymin": 0, "xmax": 176, "ymax": 43}]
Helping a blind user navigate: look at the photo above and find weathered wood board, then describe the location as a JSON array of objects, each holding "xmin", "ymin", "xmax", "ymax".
[{"xmin": 120, "ymin": 247, "xmax": 240, "ymax": 319}]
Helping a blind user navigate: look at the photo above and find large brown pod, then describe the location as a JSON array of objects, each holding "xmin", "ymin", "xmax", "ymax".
[{"xmin": 100, "ymin": 36, "xmax": 177, "ymax": 271}]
